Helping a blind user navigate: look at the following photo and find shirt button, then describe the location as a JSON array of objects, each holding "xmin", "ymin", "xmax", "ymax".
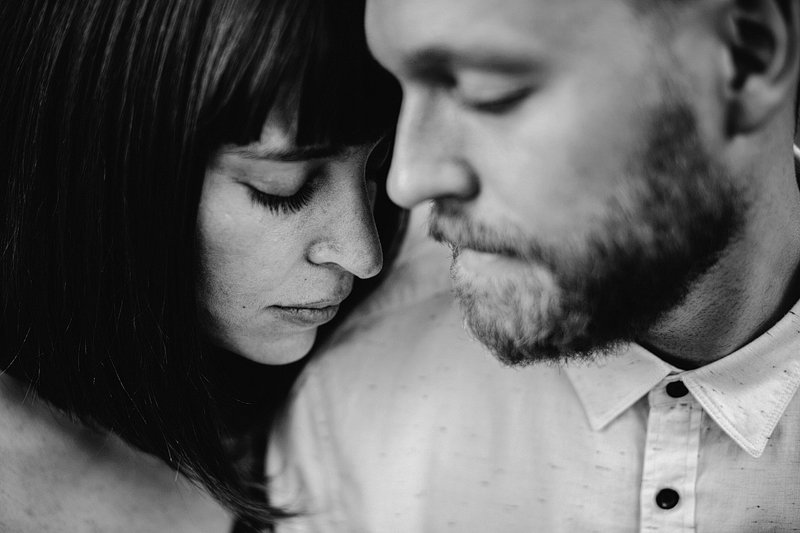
[
  {"xmin": 666, "ymin": 380, "xmax": 689, "ymax": 398},
  {"xmin": 656, "ymin": 488, "xmax": 680, "ymax": 510}
]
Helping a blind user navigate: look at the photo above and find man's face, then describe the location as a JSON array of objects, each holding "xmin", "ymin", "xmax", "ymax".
[{"xmin": 367, "ymin": 0, "xmax": 746, "ymax": 364}]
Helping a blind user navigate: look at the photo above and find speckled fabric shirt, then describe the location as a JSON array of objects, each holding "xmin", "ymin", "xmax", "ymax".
[{"xmin": 269, "ymin": 204, "xmax": 800, "ymax": 533}]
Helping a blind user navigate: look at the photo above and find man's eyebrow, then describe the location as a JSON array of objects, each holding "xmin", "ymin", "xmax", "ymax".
[
  {"xmin": 405, "ymin": 46, "xmax": 539, "ymax": 77},
  {"xmin": 229, "ymin": 144, "xmax": 347, "ymax": 162}
]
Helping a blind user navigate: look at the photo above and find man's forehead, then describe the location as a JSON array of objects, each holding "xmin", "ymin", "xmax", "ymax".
[{"xmin": 366, "ymin": 0, "xmax": 627, "ymax": 72}]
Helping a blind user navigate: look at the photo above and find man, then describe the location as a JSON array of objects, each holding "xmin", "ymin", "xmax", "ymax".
[{"xmin": 270, "ymin": 0, "xmax": 800, "ymax": 531}]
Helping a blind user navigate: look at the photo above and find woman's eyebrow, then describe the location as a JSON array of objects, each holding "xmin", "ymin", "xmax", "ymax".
[{"xmin": 230, "ymin": 144, "xmax": 347, "ymax": 162}]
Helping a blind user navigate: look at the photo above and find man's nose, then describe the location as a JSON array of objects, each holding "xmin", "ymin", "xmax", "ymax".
[{"xmin": 386, "ymin": 92, "xmax": 479, "ymax": 208}]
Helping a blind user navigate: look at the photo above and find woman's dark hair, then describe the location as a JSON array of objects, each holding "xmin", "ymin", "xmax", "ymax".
[{"xmin": 0, "ymin": 0, "xmax": 400, "ymax": 527}]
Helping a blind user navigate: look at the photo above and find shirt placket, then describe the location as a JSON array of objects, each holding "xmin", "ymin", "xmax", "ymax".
[{"xmin": 639, "ymin": 378, "xmax": 702, "ymax": 532}]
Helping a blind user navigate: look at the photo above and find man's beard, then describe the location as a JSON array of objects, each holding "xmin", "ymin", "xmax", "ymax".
[{"xmin": 429, "ymin": 103, "xmax": 747, "ymax": 366}]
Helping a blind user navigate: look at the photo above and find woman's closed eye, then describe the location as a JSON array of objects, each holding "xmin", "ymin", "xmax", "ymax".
[{"xmin": 246, "ymin": 180, "xmax": 316, "ymax": 215}]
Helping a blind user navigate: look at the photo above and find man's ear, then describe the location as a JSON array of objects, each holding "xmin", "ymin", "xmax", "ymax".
[{"xmin": 722, "ymin": 0, "xmax": 799, "ymax": 135}]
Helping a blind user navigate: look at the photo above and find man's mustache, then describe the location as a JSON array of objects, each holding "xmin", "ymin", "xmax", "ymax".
[{"xmin": 428, "ymin": 200, "xmax": 529, "ymax": 259}]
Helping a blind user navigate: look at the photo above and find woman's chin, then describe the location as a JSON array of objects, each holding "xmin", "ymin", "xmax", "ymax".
[{"xmin": 234, "ymin": 328, "xmax": 318, "ymax": 365}]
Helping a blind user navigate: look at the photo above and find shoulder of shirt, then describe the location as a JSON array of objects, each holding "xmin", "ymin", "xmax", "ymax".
[{"xmin": 342, "ymin": 205, "xmax": 453, "ymax": 322}]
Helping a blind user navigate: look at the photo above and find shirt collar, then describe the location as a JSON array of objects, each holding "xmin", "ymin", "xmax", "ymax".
[
  {"xmin": 565, "ymin": 345, "xmax": 673, "ymax": 434},
  {"xmin": 565, "ymin": 298, "xmax": 800, "ymax": 458},
  {"xmin": 566, "ymin": 144, "xmax": 800, "ymax": 458}
]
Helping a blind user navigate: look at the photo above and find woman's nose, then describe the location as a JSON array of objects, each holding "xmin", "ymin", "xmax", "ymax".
[{"xmin": 307, "ymin": 180, "xmax": 383, "ymax": 279}]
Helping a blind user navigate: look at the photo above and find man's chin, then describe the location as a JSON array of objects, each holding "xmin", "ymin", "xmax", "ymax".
[
  {"xmin": 458, "ymin": 297, "xmax": 618, "ymax": 367},
  {"xmin": 451, "ymin": 258, "xmax": 626, "ymax": 367},
  {"xmin": 451, "ymin": 265, "xmax": 573, "ymax": 366}
]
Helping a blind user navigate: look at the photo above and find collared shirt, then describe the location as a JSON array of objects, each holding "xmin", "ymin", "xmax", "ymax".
[{"xmin": 269, "ymin": 204, "xmax": 800, "ymax": 533}]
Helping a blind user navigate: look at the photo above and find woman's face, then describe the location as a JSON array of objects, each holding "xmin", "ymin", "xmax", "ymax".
[{"xmin": 197, "ymin": 120, "xmax": 384, "ymax": 364}]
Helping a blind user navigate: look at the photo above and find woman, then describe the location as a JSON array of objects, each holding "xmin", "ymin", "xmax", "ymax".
[{"xmin": 0, "ymin": 0, "xmax": 401, "ymax": 531}]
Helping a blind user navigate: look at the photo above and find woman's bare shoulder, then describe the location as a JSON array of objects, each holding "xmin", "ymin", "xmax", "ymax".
[{"xmin": 0, "ymin": 375, "xmax": 233, "ymax": 533}]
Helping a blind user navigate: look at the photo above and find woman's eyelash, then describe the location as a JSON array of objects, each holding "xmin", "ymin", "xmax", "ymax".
[{"xmin": 247, "ymin": 182, "xmax": 315, "ymax": 215}]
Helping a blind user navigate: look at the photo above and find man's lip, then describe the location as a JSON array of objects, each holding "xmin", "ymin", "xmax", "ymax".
[
  {"xmin": 456, "ymin": 248, "xmax": 528, "ymax": 272},
  {"xmin": 436, "ymin": 234, "xmax": 521, "ymax": 259},
  {"xmin": 454, "ymin": 244, "xmax": 521, "ymax": 259}
]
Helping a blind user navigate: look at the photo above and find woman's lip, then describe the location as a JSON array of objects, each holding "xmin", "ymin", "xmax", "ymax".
[
  {"xmin": 285, "ymin": 300, "xmax": 344, "ymax": 309},
  {"xmin": 270, "ymin": 305, "xmax": 341, "ymax": 327}
]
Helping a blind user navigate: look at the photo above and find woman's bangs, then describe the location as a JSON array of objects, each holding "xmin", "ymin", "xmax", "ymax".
[
  {"xmin": 294, "ymin": 1, "xmax": 400, "ymax": 148},
  {"xmin": 294, "ymin": 58, "xmax": 400, "ymax": 150},
  {"xmin": 211, "ymin": 0, "xmax": 400, "ymax": 151}
]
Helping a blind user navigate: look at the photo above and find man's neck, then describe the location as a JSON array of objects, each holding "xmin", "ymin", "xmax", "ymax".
[{"xmin": 639, "ymin": 151, "xmax": 800, "ymax": 370}]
